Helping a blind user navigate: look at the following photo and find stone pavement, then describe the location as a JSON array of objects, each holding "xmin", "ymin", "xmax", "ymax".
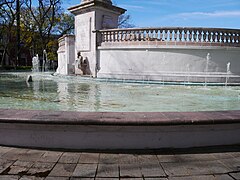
[{"xmin": 0, "ymin": 145, "xmax": 239, "ymax": 180}]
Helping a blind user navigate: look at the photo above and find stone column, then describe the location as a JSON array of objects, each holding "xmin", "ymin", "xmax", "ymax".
[{"xmin": 68, "ymin": 0, "xmax": 126, "ymax": 77}]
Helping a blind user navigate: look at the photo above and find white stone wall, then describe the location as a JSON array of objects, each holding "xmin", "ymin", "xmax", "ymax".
[
  {"xmin": 74, "ymin": 8, "xmax": 121, "ymax": 77},
  {"xmin": 75, "ymin": 11, "xmax": 96, "ymax": 76},
  {"xmin": 56, "ymin": 35, "xmax": 75, "ymax": 75},
  {"xmin": 97, "ymin": 45, "xmax": 240, "ymax": 83}
]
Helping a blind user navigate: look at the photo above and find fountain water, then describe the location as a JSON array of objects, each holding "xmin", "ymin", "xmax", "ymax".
[
  {"xmin": 32, "ymin": 54, "xmax": 39, "ymax": 72},
  {"xmin": 186, "ymin": 63, "xmax": 190, "ymax": 84},
  {"xmin": 42, "ymin": 49, "xmax": 49, "ymax": 72},
  {"xmin": 225, "ymin": 62, "xmax": 231, "ymax": 86},
  {"xmin": 204, "ymin": 53, "xmax": 211, "ymax": 87}
]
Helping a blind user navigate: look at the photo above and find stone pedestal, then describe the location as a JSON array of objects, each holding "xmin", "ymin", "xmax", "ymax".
[
  {"xmin": 57, "ymin": 35, "xmax": 75, "ymax": 75},
  {"xmin": 68, "ymin": 0, "xmax": 126, "ymax": 77}
]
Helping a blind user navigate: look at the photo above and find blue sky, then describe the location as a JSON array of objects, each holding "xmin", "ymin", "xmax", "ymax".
[{"xmin": 63, "ymin": 0, "xmax": 240, "ymax": 29}]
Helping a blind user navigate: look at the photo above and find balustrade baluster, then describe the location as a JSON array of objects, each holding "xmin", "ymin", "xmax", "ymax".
[
  {"xmin": 109, "ymin": 31, "xmax": 111, "ymax": 42},
  {"xmin": 113, "ymin": 31, "xmax": 116, "ymax": 42},
  {"xmin": 131, "ymin": 31, "xmax": 134, "ymax": 41},
  {"xmin": 184, "ymin": 30, "xmax": 187, "ymax": 42},
  {"xmin": 154, "ymin": 30, "xmax": 158, "ymax": 40},
  {"xmin": 198, "ymin": 30, "xmax": 202, "ymax": 42},
  {"xmin": 202, "ymin": 31, "xmax": 207, "ymax": 42},
  {"xmin": 160, "ymin": 30, "xmax": 163, "ymax": 41},
  {"xmin": 105, "ymin": 31, "xmax": 108, "ymax": 42},
  {"xmin": 179, "ymin": 29, "xmax": 183, "ymax": 42},
  {"xmin": 216, "ymin": 32, "xmax": 220, "ymax": 43},
  {"xmin": 101, "ymin": 32, "xmax": 105, "ymax": 42},
  {"xmin": 222, "ymin": 32, "xmax": 226, "ymax": 43},
  {"xmin": 118, "ymin": 31, "xmax": 121, "ymax": 41},
  {"xmin": 173, "ymin": 30, "xmax": 178, "ymax": 41},
  {"xmin": 225, "ymin": 32, "xmax": 230, "ymax": 43},
  {"xmin": 209, "ymin": 31, "xmax": 213, "ymax": 42},
  {"xmin": 193, "ymin": 30, "xmax": 197, "ymax": 42},
  {"xmin": 189, "ymin": 30, "xmax": 193, "ymax": 42},
  {"xmin": 145, "ymin": 30, "xmax": 148, "ymax": 41},
  {"xmin": 233, "ymin": 32, "xmax": 237, "ymax": 43},
  {"xmin": 219, "ymin": 32, "xmax": 224, "ymax": 43},
  {"xmin": 162, "ymin": 30, "xmax": 166, "ymax": 41},
  {"xmin": 229, "ymin": 32, "xmax": 233, "ymax": 43},
  {"xmin": 237, "ymin": 33, "xmax": 240, "ymax": 43},
  {"xmin": 169, "ymin": 30, "xmax": 173, "ymax": 41},
  {"xmin": 149, "ymin": 30, "xmax": 153, "ymax": 40},
  {"xmin": 212, "ymin": 31, "xmax": 217, "ymax": 42}
]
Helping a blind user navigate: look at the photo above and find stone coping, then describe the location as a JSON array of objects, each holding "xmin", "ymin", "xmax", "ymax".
[{"xmin": 0, "ymin": 109, "xmax": 240, "ymax": 126}]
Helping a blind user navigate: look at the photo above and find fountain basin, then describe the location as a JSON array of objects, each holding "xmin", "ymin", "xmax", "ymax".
[
  {"xmin": 0, "ymin": 73, "xmax": 240, "ymax": 150},
  {"xmin": 0, "ymin": 109, "xmax": 240, "ymax": 150}
]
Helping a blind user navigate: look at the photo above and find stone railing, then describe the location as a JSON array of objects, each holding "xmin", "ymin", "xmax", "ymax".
[{"xmin": 95, "ymin": 27, "xmax": 240, "ymax": 47}]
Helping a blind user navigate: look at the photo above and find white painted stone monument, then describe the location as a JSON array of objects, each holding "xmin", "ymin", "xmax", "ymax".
[{"xmin": 56, "ymin": 0, "xmax": 125, "ymax": 76}]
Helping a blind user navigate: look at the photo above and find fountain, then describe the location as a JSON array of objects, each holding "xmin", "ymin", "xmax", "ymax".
[
  {"xmin": 42, "ymin": 49, "xmax": 49, "ymax": 72},
  {"xmin": 0, "ymin": 0, "xmax": 240, "ymax": 150},
  {"xmin": 225, "ymin": 62, "xmax": 231, "ymax": 86},
  {"xmin": 32, "ymin": 54, "xmax": 39, "ymax": 73},
  {"xmin": 186, "ymin": 63, "xmax": 190, "ymax": 84},
  {"xmin": 204, "ymin": 53, "xmax": 211, "ymax": 87}
]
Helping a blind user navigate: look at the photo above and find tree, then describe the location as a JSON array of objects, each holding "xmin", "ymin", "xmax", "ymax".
[
  {"xmin": 118, "ymin": 14, "xmax": 135, "ymax": 28},
  {"xmin": 0, "ymin": 0, "xmax": 22, "ymax": 67},
  {"xmin": 53, "ymin": 12, "xmax": 74, "ymax": 36},
  {"xmin": 23, "ymin": 0, "xmax": 62, "ymax": 52}
]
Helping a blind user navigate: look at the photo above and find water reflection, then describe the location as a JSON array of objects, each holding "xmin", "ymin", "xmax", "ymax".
[{"xmin": 0, "ymin": 73, "xmax": 240, "ymax": 112}]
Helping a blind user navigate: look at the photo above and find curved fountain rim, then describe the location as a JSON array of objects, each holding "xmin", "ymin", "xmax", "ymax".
[{"xmin": 0, "ymin": 109, "xmax": 240, "ymax": 126}]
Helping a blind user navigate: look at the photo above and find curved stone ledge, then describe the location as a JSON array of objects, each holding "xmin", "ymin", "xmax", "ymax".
[
  {"xmin": 0, "ymin": 109, "xmax": 240, "ymax": 126},
  {"xmin": 0, "ymin": 109, "xmax": 240, "ymax": 149}
]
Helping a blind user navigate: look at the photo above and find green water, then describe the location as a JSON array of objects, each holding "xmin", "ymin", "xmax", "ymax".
[{"xmin": 0, "ymin": 72, "xmax": 240, "ymax": 112}]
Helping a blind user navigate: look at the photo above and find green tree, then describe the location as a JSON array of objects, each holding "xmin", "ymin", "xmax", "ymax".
[
  {"xmin": 54, "ymin": 12, "xmax": 74, "ymax": 36},
  {"xmin": 23, "ymin": 0, "xmax": 62, "ymax": 52},
  {"xmin": 0, "ymin": 0, "xmax": 23, "ymax": 67}
]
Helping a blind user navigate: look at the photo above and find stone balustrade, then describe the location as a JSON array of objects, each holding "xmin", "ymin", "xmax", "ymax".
[{"xmin": 96, "ymin": 27, "xmax": 240, "ymax": 47}]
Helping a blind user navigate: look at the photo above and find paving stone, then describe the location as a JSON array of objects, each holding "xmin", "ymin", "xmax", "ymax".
[
  {"xmin": 168, "ymin": 174, "xmax": 234, "ymax": 180},
  {"xmin": 19, "ymin": 175, "xmax": 44, "ymax": 180},
  {"xmin": 172, "ymin": 153, "xmax": 217, "ymax": 163},
  {"xmin": 17, "ymin": 150, "xmax": 45, "ymax": 162},
  {"xmin": 230, "ymin": 172, "xmax": 240, "ymax": 179},
  {"xmin": 120, "ymin": 178, "xmax": 143, "ymax": 180},
  {"xmin": 157, "ymin": 155, "xmax": 177, "ymax": 163},
  {"xmin": 0, "ymin": 175, "xmax": 20, "ymax": 180},
  {"xmin": 99, "ymin": 153, "xmax": 119, "ymax": 164},
  {"xmin": 37, "ymin": 151, "xmax": 62, "ymax": 163},
  {"xmin": 8, "ymin": 161, "xmax": 34, "ymax": 175},
  {"xmin": 137, "ymin": 155, "xmax": 159, "ymax": 164},
  {"xmin": 59, "ymin": 152, "xmax": 81, "ymax": 164},
  {"xmin": 72, "ymin": 164, "xmax": 97, "ymax": 178},
  {"xmin": 0, "ymin": 158, "xmax": 15, "ymax": 174},
  {"xmin": 48, "ymin": 163, "xmax": 76, "ymax": 177},
  {"xmin": 119, "ymin": 154, "xmax": 138, "ymax": 164},
  {"xmin": 0, "ymin": 147, "xmax": 13, "ymax": 157},
  {"xmin": 96, "ymin": 164, "xmax": 119, "ymax": 178},
  {"xmin": 162, "ymin": 160, "xmax": 231, "ymax": 176},
  {"xmin": 144, "ymin": 178, "xmax": 168, "ymax": 180},
  {"xmin": 78, "ymin": 153, "xmax": 99, "ymax": 164},
  {"xmin": 2, "ymin": 148, "xmax": 29, "ymax": 161},
  {"xmin": 71, "ymin": 178, "xmax": 95, "ymax": 180},
  {"xmin": 119, "ymin": 164, "xmax": 142, "ymax": 178},
  {"xmin": 45, "ymin": 177, "xmax": 69, "ymax": 180},
  {"xmin": 218, "ymin": 155, "xmax": 240, "ymax": 171},
  {"xmin": 27, "ymin": 162, "xmax": 55, "ymax": 177},
  {"xmin": 139, "ymin": 163, "xmax": 165, "ymax": 178},
  {"xmin": 95, "ymin": 178, "xmax": 118, "ymax": 180}
]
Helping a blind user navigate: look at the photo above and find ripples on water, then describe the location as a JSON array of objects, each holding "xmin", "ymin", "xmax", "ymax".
[{"xmin": 0, "ymin": 72, "xmax": 240, "ymax": 112}]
